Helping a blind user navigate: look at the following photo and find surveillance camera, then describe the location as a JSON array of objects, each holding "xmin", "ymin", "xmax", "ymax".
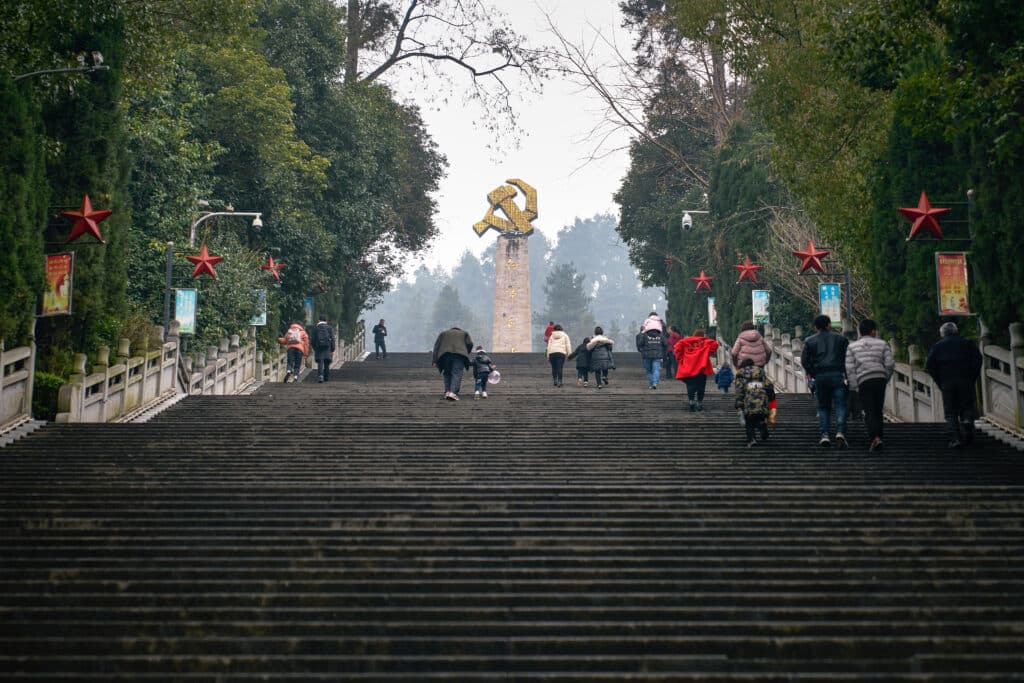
[
  {"xmin": 76, "ymin": 53, "xmax": 87, "ymax": 67},
  {"xmin": 251, "ymin": 216, "xmax": 263, "ymax": 230},
  {"xmin": 91, "ymin": 51, "xmax": 103, "ymax": 66},
  {"xmin": 681, "ymin": 212, "xmax": 693, "ymax": 231}
]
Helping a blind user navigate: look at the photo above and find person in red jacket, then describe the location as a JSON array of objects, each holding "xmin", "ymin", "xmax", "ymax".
[
  {"xmin": 277, "ymin": 322, "xmax": 310, "ymax": 383},
  {"xmin": 664, "ymin": 325, "xmax": 682, "ymax": 378},
  {"xmin": 674, "ymin": 328, "xmax": 719, "ymax": 412},
  {"xmin": 542, "ymin": 321, "xmax": 555, "ymax": 346}
]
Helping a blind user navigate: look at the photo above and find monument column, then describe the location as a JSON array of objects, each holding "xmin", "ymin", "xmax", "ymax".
[
  {"xmin": 492, "ymin": 234, "xmax": 531, "ymax": 352},
  {"xmin": 474, "ymin": 178, "xmax": 539, "ymax": 352}
]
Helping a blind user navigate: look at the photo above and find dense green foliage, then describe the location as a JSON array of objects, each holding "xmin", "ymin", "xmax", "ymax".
[{"xmin": 0, "ymin": 78, "xmax": 46, "ymax": 344}]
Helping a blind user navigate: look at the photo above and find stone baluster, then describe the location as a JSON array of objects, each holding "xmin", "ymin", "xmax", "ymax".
[
  {"xmin": 94, "ymin": 345, "xmax": 110, "ymax": 375},
  {"xmin": 1010, "ymin": 322, "xmax": 1024, "ymax": 429}
]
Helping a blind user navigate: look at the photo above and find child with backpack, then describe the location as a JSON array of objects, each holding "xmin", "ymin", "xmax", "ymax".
[
  {"xmin": 734, "ymin": 358, "xmax": 777, "ymax": 447},
  {"xmin": 277, "ymin": 322, "xmax": 309, "ymax": 383},
  {"xmin": 715, "ymin": 362, "xmax": 734, "ymax": 394},
  {"xmin": 568, "ymin": 337, "xmax": 592, "ymax": 387},
  {"xmin": 472, "ymin": 346, "xmax": 497, "ymax": 398},
  {"xmin": 311, "ymin": 315, "xmax": 335, "ymax": 383}
]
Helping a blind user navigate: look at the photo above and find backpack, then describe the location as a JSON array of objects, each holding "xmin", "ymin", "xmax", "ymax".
[
  {"xmin": 313, "ymin": 324, "xmax": 332, "ymax": 350},
  {"xmin": 284, "ymin": 328, "xmax": 303, "ymax": 345},
  {"xmin": 739, "ymin": 368, "xmax": 771, "ymax": 417}
]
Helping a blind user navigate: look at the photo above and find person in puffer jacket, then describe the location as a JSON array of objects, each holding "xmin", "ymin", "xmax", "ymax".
[
  {"xmin": 546, "ymin": 324, "xmax": 572, "ymax": 387},
  {"xmin": 674, "ymin": 328, "xmax": 719, "ymax": 412},
  {"xmin": 586, "ymin": 327, "xmax": 616, "ymax": 389},
  {"xmin": 635, "ymin": 327, "xmax": 667, "ymax": 389},
  {"xmin": 277, "ymin": 322, "xmax": 309, "ymax": 382},
  {"xmin": 731, "ymin": 321, "xmax": 772, "ymax": 368},
  {"xmin": 845, "ymin": 319, "xmax": 895, "ymax": 452}
]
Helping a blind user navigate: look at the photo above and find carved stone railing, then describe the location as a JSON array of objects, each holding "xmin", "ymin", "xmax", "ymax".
[
  {"xmin": 56, "ymin": 326, "xmax": 179, "ymax": 423},
  {"xmin": 1, "ymin": 341, "xmax": 35, "ymax": 430},
  {"xmin": 751, "ymin": 321, "xmax": 1024, "ymax": 431}
]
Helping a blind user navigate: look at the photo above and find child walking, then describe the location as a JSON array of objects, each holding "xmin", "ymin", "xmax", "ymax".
[
  {"xmin": 715, "ymin": 362, "xmax": 734, "ymax": 394},
  {"xmin": 734, "ymin": 358, "xmax": 777, "ymax": 447},
  {"xmin": 568, "ymin": 337, "xmax": 592, "ymax": 387},
  {"xmin": 472, "ymin": 346, "xmax": 496, "ymax": 398}
]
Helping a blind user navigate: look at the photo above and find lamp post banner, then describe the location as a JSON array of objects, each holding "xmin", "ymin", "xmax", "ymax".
[
  {"xmin": 752, "ymin": 290, "xmax": 770, "ymax": 325},
  {"xmin": 707, "ymin": 297, "xmax": 718, "ymax": 327},
  {"xmin": 250, "ymin": 289, "xmax": 267, "ymax": 326},
  {"xmin": 935, "ymin": 252, "xmax": 970, "ymax": 316},
  {"xmin": 818, "ymin": 283, "xmax": 841, "ymax": 322},
  {"xmin": 175, "ymin": 289, "xmax": 197, "ymax": 335},
  {"xmin": 41, "ymin": 253, "xmax": 74, "ymax": 316},
  {"xmin": 303, "ymin": 297, "xmax": 315, "ymax": 326}
]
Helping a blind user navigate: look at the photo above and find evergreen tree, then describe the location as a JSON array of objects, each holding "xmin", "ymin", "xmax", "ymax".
[
  {"xmin": 431, "ymin": 284, "xmax": 478, "ymax": 337},
  {"xmin": 539, "ymin": 263, "xmax": 596, "ymax": 344},
  {"xmin": 0, "ymin": 78, "xmax": 47, "ymax": 345}
]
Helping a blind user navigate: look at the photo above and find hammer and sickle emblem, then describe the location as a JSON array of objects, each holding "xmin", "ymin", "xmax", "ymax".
[{"xmin": 473, "ymin": 178, "xmax": 538, "ymax": 237}]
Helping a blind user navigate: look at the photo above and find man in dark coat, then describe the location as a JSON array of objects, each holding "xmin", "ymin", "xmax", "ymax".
[
  {"xmin": 925, "ymin": 322, "xmax": 983, "ymax": 448},
  {"xmin": 636, "ymin": 327, "xmax": 667, "ymax": 389},
  {"xmin": 432, "ymin": 327, "xmax": 474, "ymax": 401},
  {"xmin": 371, "ymin": 318, "xmax": 387, "ymax": 359},
  {"xmin": 800, "ymin": 314, "xmax": 850, "ymax": 448}
]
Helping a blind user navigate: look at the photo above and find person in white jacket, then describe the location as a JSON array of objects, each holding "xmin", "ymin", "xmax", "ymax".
[
  {"xmin": 545, "ymin": 324, "xmax": 572, "ymax": 387},
  {"xmin": 845, "ymin": 319, "xmax": 895, "ymax": 451}
]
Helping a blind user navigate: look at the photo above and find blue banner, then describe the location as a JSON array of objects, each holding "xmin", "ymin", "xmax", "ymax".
[
  {"xmin": 818, "ymin": 283, "xmax": 841, "ymax": 322},
  {"xmin": 175, "ymin": 289, "xmax": 197, "ymax": 335},
  {"xmin": 752, "ymin": 290, "xmax": 770, "ymax": 325}
]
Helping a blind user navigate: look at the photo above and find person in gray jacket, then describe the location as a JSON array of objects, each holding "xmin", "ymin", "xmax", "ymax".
[{"xmin": 845, "ymin": 319, "xmax": 895, "ymax": 452}]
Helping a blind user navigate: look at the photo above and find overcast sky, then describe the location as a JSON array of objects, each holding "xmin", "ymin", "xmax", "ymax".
[{"xmin": 390, "ymin": 0, "xmax": 632, "ymax": 274}]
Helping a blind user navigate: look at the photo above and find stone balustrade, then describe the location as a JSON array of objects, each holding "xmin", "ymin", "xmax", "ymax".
[{"xmin": 0, "ymin": 341, "xmax": 35, "ymax": 430}]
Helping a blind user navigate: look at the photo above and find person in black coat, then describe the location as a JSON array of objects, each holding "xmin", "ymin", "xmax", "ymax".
[
  {"xmin": 925, "ymin": 322, "xmax": 983, "ymax": 448},
  {"xmin": 568, "ymin": 337, "xmax": 592, "ymax": 387},
  {"xmin": 371, "ymin": 319, "xmax": 387, "ymax": 359}
]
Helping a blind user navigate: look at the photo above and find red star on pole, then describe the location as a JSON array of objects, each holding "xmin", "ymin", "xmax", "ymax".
[
  {"xmin": 261, "ymin": 254, "xmax": 285, "ymax": 282},
  {"xmin": 733, "ymin": 256, "xmax": 763, "ymax": 283},
  {"xmin": 792, "ymin": 240, "xmax": 829, "ymax": 274},
  {"xmin": 186, "ymin": 243, "xmax": 224, "ymax": 279},
  {"xmin": 898, "ymin": 191, "xmax": 950, "ymax": 240},
  {"xmin": 690, "ymin": 270, "xmax": 714, "ymax": 292},
  {"xmin": 61, "ymin": 194, "xmax": 111, "ymax": 243}
]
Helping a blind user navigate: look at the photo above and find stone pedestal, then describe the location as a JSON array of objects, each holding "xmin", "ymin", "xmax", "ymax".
[{"xmin": 492, "ymin": 234, "xmax": 532, "ymax": 352}]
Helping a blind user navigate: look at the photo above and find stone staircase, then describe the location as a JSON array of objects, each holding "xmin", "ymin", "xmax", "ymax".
[{"xmin": 1, "ymin": 351, "xmax": 1023, "ymax": 681}]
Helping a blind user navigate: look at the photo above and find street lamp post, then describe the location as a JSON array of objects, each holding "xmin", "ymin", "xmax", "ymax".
[
  {"xmin": 189, "ymin": 210, "xmax": 263, "ymax": 248},
  {"xmin": 680, "ymin": 210, "xmax": 709, "ymax": 232}
]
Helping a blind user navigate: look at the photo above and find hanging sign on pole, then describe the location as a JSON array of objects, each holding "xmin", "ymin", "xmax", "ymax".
[
  {"xmin": 707, "ymin": 297, "xmax": 718, "ymax": 328},
  {"xmin": 175, "ymin": 289, "xmax": 197, "ymax": 335},
  {"xmin": 250, "ymin": 289, "xmax": 267, "ymax": 326},
  {"xmin": 41, "ymin": 253, "xmax": 74, "ymax": 316},
  {"xmin": 819, "ymin": 283, "xmax": 841, "ymax": 322},
  {"xmin": 935, "ymin": 252, "xmax": 970, "ymax": 316},
  {"xmin": 752, "ymin": 290, "xmax": 770, "ymax": 325},
  {"xmin": 303, "ymin": 297, "xmax": 315, "ymax": 326}
]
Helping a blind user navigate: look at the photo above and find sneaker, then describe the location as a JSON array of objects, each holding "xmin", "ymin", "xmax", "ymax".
[
  {"xmin": 835, "ymin": 433, "xmax": 848, "ymax": 449},
  {"xmin": 451, "ymin": 393, "xmax": 459, "ymax": 401},
  {"xmin": 746, "ymin": 439, "xmax": 757, "ymax": 448},
  {"xmin": 474, "ymin": 391, "xmax": 481, "ymax": 399},
  {"xmin": 583, "ymin": 381, "xmax": 589, "ymax": 387},
  {"xmin": 597, "ymin": 383, "xmax": 603, "ymax": 389},
  {"xmin": 819, "ymin": 434, "xmax": 831, "ymax": 447},
  {"xmin": 445, "ymin": 392, "xmax": 456, "ymax": 401},
  {"xmin": 577, "ymin": 378, "xmax": 584, "ymax": 388},
  {"xmin": 481, "ymin": 391, "xmax": 488, "ymax": 398},
  {"xmin": 283, "ymin": 371, "xmax": 291, "ymax": 382},
  {"xmin": 688, "ymin": 401, "xmax": 697, "ymax": 413},
  {"xmin": 696, "ymin": 402, "xmax": 704, "ymax": 412},
  {"xmin": 651, "ymin": 384, "xmax": 658, "ymax": 389},
  {"xmin": 869, "ymin": 437, "xmax": 883, "ymax": 452},
  {"xmin": 317, "ymin": 375, "xmax": 324, "ymax": 383},
  {"xmin": 948, "ymin": 439, "xmax": 961, "ymax": 449}
]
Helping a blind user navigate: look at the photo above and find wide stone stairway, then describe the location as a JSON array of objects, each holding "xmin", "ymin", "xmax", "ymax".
[{"xmin": 2, "ymin": 351, "xmax": 1024, "ymax": 681}]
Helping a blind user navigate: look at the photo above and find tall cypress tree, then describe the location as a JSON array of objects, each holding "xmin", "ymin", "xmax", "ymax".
[
  {"xmin": 0, "ymin": 78, "xmax": 47, "ymax": 345},
  {"xmin": 38, "ymin": 14, "xmax": 131, "ymax": 355}
]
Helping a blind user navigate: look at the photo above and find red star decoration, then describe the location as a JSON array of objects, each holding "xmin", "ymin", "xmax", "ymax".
[
  {"xmin": 690, "ymin": 270, "xmax": 714, "ymax": 292},
  {"xmin": 898, "ymin": 191, "xmax": 950, "ymax": 240},
  {"xmin": 733, "ymin": 256, "xmax": 763, "ymax": 283},
  {"xmin": 61, "ymin": 194, "xmax": 111, "ymax": 243},
  {"xmin": 261, "ymin": 254, "xmax": 285, "ymax": 282},
  {"xmin": 792, "ymin": 240, "xmax": 829, "ymax": 274},
  {"xmin": 186, "ymin": 243, "xmax": 224, "ymax": 279}
]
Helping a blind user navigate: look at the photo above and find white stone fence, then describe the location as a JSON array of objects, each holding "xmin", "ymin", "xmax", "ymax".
[
  {"xmin": 1, "ymin": 342, "xmax": 35, "ymax": 430},
  {"xmin": 718, "ymin": 322, "xmax": 1024, "ymax": 433}
]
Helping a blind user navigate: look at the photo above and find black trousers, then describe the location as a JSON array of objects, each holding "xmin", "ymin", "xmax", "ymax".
[
  {"xmin": 941, "ymin": 378, "xmax": 977, "ymax": 442},
  {"xmin": 374, "ymin": 339, "xmax": 386, "ymax": 357},
  {"xmin": 858, "ymin": 377, "xmax": 888, "ymax": 441},
  {"xmin": 745, "ymin": 415, "xmax": 769, "ymax": 442},
  {"xmin": 548, "ymin": 353, "xmax": 566, "ymax": 384},
  {"xmin": 684, "ymin": 374, "xmax": 707, "ymax": 402}
]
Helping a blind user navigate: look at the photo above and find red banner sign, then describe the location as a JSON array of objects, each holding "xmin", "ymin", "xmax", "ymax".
[
  {"xmin": 935, "ymin": 252, "xmax": 970, "ymax": 316},
  {"xmin": 41, "ymin": 253, "xmax": 74, "ymax": 316}
]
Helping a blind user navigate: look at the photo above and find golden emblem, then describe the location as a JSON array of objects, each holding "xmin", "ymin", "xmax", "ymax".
[{"xmin": 473, "ymin": 178, "xmax": 538, "ymax": 237}]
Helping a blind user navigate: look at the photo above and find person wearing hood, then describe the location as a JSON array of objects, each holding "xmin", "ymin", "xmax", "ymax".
[
  {"xmin": 636, "ymin": 324, "xmax": 667, "ymax": 389},
  {"xmin": 568, "ymin": 336, "xmax": 592, "ymax": 387},
  {"xmin": 277, "ymin": 321, "xmax": 309, "ymax": 383},
  {"xmin": 432, "ymin": 326, "xmax": 474, "ymax": 401},
  {"xmin": 674, "ymin": 328, "xmax": 719, "ymax": 412},
  {"xmin": 546, "ymin": 324, "xmax": 572, "ymax": 387},
  {"xmin": 586, "ymin": 326, "xmax": 616, "ymax": 389},
  {"xmin": 731, "ymin": 321, "xmax": 772, "ymax": 368},
  {"xmin": 471, "ymin": 345, "xmax": 497, "ymax": 399}
]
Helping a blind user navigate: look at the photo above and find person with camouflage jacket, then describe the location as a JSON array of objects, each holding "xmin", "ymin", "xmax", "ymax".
[{"xmin": 734, "ymin": 358, "xmax": 777, "ymax": 447}]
